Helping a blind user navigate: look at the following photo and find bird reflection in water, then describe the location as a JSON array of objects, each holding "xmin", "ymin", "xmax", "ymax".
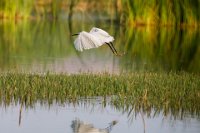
[{"xmin": 71, "ymin": 119, "xmax": 118, "ymax": 133}]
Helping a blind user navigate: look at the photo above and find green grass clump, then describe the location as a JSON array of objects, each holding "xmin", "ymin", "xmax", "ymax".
[
  {"xmin": 121, "ymin": 0, "xmax": 199, "ymax": 26},
  {"xmin": 0, "ymin": 0, "xmax": 199, "ymax": 26},
  {"xmin": 0, "ymin": 72, "xmax": 199, "ymax": 117}
]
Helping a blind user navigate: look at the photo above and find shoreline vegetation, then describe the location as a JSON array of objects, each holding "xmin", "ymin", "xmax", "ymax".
[
  {"xmin": 0, "ymin": 0, "xmax": 199, "ymax": 27},
  {"xmin": 0, "ymin": 0, "xmax": 200, "ymax": 118},
  {"xmin": 0, "ymin": 72, "xmax": 200, "ymax": 116}
]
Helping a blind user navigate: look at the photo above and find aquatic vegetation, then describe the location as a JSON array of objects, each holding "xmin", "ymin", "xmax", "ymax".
[
  {"xmin": 121, "ymin": 26, "xmax": 200, "ymax": 72},
  {"xmin": 0, "ymin": 20, "xmax": 199, "ymax": 73},
  {"xmin": 0, "ymin": 72, "xmax": 199, "ymax": 117},
  {"xmin": 0, "ymin": 0, "xmax": 114, "ymax": 20},
  {"xmin": 0, "ymin": 0, "xmax": 199, "ymax": 26},
  {"xmin": 0, "ymin": 20, "xmax": 73, "ymax": 70},
  {"xmin": 122, "ymin": 0, "xmax": 199, "ymax": 26},
  {"xmin": 0, "ymin": 0, "xmax": 199, "ymax": 121},
  {"xmin": 0, "ymin": 0, "xmax": 34, "ymax": 19}
]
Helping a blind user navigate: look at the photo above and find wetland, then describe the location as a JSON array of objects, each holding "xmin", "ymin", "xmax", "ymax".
[{"xmin": 0, "ymin": 0, "xmax": 200, "ymax": 133}]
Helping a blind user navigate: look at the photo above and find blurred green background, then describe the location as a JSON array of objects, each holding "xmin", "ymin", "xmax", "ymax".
[
  {"xmin": 0, "ymin": 0, "xmax": 199, "ymax": 73},
  {"xmin": 0, "ymin": 0, "xmax": 199, "ymax": 25}
]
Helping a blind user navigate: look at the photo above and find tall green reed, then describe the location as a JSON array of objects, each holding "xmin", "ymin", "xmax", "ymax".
[
  {"xmin": 0, "ymin": 72, "xmax": 199, "ymax": 116},
  {"xmin": 121, "ymin": 26, "xmax": 200, "ymax": 72},
  {"xmin": 0, "ymin": 0, "xmax": 199, "ymax": 26},
  {"xmin": 121, "ymin": 0, "xmax": 199, "ymax": 26}
]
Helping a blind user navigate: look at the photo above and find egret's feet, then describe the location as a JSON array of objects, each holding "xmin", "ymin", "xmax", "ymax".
[{"xmin": 116, "ymin": 52, "xmax": 125, "ymax": 56}]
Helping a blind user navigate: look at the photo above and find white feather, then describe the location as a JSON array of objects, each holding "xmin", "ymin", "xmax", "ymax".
[
  {"xmin": 73, "ymin": 28, "xmax": 114, "ymax": 52},
  {"xmin": 89, "ymin": 27, "xmax": 114, "ymax": 43},
  {"xmin": 74, "ymin": 31, "xmax": 102, "ymax": 51}
]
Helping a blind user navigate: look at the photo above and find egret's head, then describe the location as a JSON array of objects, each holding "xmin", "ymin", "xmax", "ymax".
[
  {"xmin": 72, "ymin": 33, "xmax": 79, "ymax": 36},
  {"xmin": 90, "ymin": 27, "xmax": 99, "ymax": 33}
]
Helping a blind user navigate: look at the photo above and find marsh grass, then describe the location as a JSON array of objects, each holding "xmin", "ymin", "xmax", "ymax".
[
  {"xmin": 0, "ymin": 72, "xmax": 199, "ymax": 117},
  {"xmin": 121, "ymin": 26, "xmax": 200, "ymax": 72},
  {"xmin": 122, "ymin": 0, "xmax": 199, "ymax": 26},
  {"xmin": 0, "ymin": 0, "xmax": 199, "ymax": 26}
]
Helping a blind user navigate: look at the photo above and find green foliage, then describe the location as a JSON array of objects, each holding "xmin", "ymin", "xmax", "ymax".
[
  {"xmin": 0, "ymin": 72, "xmax": 200, "ymax": 116},
  {"xmin": 121, "ymin": 26, "xmax": 200, "ymax": 72},
  {"xmin": 122, "ymin": 0, "xmax": 199, "ymax": 25},
  {"xmin": 0, "ymin": 20, "xmax": 199, "ymax": 72},
  {"xmin": 0, "ymin": 20, "xmax": 73, "ymax": 70},
  {"xmin": 0, "ymin": 0, "xmax": 199, "ymax": 25}
]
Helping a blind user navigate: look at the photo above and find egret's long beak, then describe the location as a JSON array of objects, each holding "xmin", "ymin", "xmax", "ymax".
[{"xmin": 72, "ymin": 33, "xmax": 79, "ymax": 36}]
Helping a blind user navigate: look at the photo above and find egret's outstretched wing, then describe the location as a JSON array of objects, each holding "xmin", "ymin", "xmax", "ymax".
[
  {"xmin": 89, "ymin": 27, "xmax": 114, "ymax": 43},
  {"xmin": 74, "ymin": 31, "xmax": 102, "ymax": 51}
]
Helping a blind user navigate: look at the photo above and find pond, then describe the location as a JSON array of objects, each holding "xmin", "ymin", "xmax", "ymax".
[
  {"xmin": 0, "ymin": 17, "xmax": 200, "ymax": 133},
  {"xmin": 0, "ymin": 18, "xmax": 199, "ymax": 74},
  {"xmin": 1, "ymin": 98, "xmax": 200, "ymax": 133}
]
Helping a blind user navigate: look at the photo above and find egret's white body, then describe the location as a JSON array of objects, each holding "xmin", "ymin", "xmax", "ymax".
[
  {"xmin": 73, "ymin": 27, "xmax": 123, "ymax": 56},
  {"xmin": 74, "ymin": 31, "xmax": 102, "ymax": 51},
  {"xmin": 89, "ymin": 27, "xmax": 114, "ymax": 44}
]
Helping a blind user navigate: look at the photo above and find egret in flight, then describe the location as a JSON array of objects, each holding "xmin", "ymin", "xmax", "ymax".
[{"xmin": 72, "ymin": 27, "xmax": 124, "ymax": 56}]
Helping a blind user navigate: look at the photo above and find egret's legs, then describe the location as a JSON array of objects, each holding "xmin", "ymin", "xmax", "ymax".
[
  {"xmin": 110, "ymin": 42, "xmax": 119, "ymax": 55},
  {"xmin": 110, "ymin": 42, "xmax": 124, "ymax": 56},
  {"xmin": 106, "ymin": 42, "xmax": 117, "ymax": 55}
]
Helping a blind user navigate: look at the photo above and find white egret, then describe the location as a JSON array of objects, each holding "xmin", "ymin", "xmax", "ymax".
[{"xmin": 72, "ymin": 27, "xmax": 123, "ymax": 56}]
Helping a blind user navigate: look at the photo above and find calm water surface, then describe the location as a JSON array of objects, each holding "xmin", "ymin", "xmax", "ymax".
[
  {"xmin": 0, "ymin": 99, "xmax": 200, "ymax": 133},
  {"xmin": 0, "ymin": 19, "xmax": 199, "ymax": 73}
]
